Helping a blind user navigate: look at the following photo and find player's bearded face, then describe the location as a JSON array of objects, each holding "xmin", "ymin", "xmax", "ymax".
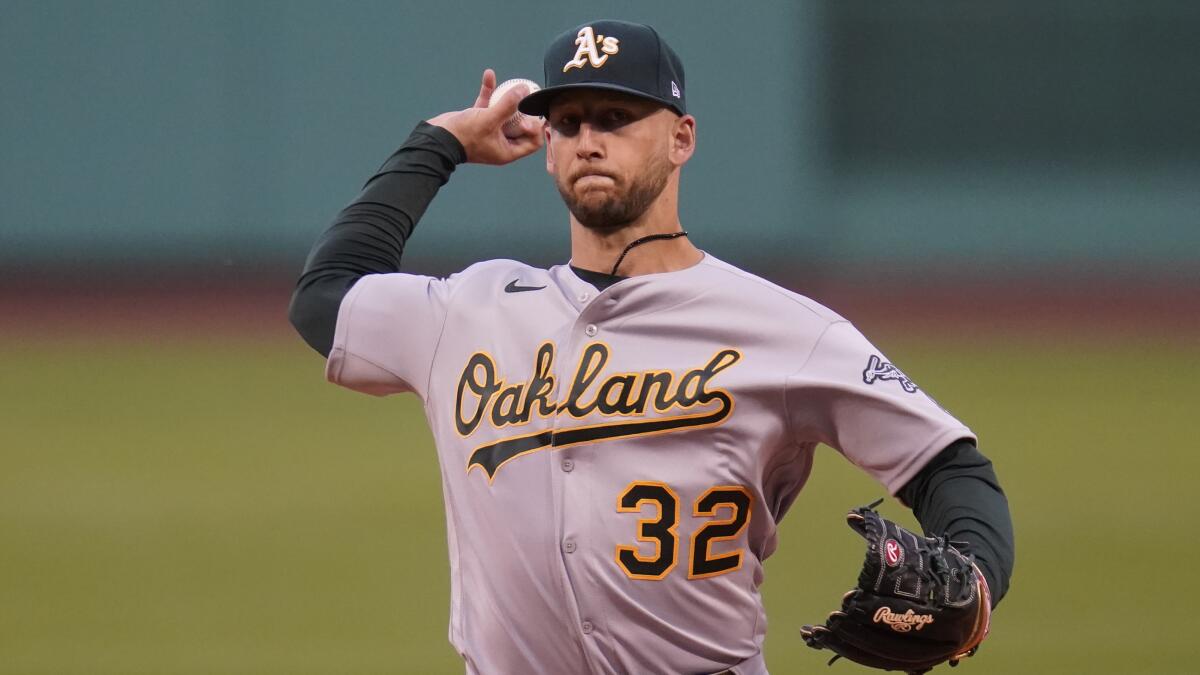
[
  {"xmin": 555, "ymin": 148, "xmax": 671, "ymax": 230},
  {"xmin": 548, "ymin": 96, "xmax": 675, "ymax": 231}
]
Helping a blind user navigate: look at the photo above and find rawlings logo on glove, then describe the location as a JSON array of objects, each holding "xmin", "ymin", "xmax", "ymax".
[
  {"xmin": 873, "ymin": 607, "xmax": 934, "ymax": 632},
  {"xmin": 800, "ymin": 500, "xmax": 991, "ymax": 675}
]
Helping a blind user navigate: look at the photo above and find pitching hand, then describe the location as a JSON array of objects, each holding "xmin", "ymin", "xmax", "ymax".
[{"xmin": 427, "ymin": 69, "xmax": 544, "ymax": 165}]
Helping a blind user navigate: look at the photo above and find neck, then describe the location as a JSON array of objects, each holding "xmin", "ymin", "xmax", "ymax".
[{"xmin": 569, "ymin": 182, "xmax": 702, "ymax": 276}]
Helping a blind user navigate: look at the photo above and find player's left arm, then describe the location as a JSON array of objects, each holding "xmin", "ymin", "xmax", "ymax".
[
  {"xmin": 786, "ymin": 320, "xmax": 1015, "ymax": 602},
  {"xmin": 789, "ymin": 320, "xmax": 1014, "ymax": 671},
  {"xmin": 898, "ymin": 439, "xmax": 1014, "ymax": 605}
]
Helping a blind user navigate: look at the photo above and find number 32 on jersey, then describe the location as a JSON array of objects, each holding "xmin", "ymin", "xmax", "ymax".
[{"xmin": 615, "ymin": 481, "xmax": 752, "ymax": 581}]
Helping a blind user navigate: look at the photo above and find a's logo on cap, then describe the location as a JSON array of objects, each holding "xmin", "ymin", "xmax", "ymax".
[{"xmin": 563, "ymin": 26, "xmax": 620, "ymax": 72}]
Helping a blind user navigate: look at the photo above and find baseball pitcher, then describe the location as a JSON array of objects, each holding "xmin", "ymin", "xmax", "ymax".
[{"xmin": 289, "ymin": 19, "xmax": 1015, "ymax": 675}]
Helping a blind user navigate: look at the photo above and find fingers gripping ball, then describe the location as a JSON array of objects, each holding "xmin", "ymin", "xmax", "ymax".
[
  {"xmin": 799, "ymin": 501, "xmax": 991, "ymax": 674},
  {"xmin": 489, "ymin": 78, "xmax": 541, "ymax": 138}
]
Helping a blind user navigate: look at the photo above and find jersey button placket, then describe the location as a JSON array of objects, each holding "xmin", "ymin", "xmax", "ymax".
[{"xmin": 560, "ymin": 290, "xmax": 611, "ymax": 656}]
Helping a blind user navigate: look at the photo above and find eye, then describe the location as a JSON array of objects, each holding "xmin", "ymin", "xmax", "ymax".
[
  {"xmin": 603, "ymin": 109, "xmax": 631, "ymax": 127},
  {"xmin": 552, "ymin": 114, "xmax": 580, "ymax": 135}
]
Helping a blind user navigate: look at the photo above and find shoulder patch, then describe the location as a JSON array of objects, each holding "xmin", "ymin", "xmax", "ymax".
[{"xmin": 862, "ymin": 355, "xmax": 919, "ymax": 393}]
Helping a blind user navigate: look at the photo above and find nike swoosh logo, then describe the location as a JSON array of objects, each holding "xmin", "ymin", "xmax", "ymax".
[{"xmin": 505, "ymin": 279, "xmax": 546, "ymax": 293}]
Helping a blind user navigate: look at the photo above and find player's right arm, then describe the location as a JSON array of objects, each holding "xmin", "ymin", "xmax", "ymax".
[{"xmin": 288, "ymin": 70, "xmax": 542, "ymax": 358}]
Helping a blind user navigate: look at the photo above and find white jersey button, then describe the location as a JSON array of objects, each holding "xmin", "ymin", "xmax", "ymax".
[
  {"xmin": 563, "ymin": 540, "xmax": 576, "ymax": 553},
  {"xmin": 561, "ymin": 459, "xmax": 574, "ymax": 472},
  {"xmin": 577, "ymin": 291, "xmax": 590, "ymax": 303},
  {"xmin": 584, "ymin": 324, "xmax": 598, "ymax": 337},
  {"xmin": 581, "ymin": 621, "xmax": 594, "ymax": 634}
]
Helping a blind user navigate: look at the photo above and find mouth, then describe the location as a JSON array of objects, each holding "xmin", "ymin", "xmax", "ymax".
[{"xmin": 573, "ymin": 171, "xmax": 617, "ymax": 188}]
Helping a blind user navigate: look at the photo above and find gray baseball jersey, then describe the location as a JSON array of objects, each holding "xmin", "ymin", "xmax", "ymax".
[{"xmin": 325, "ymin": 253, "xmax": 974, "ymax": 675}]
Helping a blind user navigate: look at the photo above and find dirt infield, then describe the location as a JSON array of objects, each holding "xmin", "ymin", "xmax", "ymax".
[{"xmin": 1, "ymin": 268, "xmax": 1196, "ymax": 342}]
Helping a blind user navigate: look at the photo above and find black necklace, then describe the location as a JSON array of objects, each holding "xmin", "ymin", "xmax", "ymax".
[{"xmin": 610, "ymin": 231, "xmax": 690, "ymax": 276}]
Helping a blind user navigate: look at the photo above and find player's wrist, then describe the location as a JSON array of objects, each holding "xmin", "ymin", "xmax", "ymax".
[
  {"xmin": 425, "ymin": 110, "xmax": 491, "ymax": 163},
  {"xmin": 425, "ymin": 112, "xmax": 466, "ymax": 142},
  {"xmin": 414, "ymin": 120, "xmax": 468, "ymax": 165}
]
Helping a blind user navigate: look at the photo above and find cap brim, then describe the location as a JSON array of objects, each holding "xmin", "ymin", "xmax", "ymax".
[{"xmin": 518, "ymin": 82, "xmax": 682, "ymax": 117}]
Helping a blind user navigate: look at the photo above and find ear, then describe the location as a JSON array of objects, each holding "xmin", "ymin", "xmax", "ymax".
[{"xmin": 668, "ymin": 114, "xmax": 696, "ymax": 167}]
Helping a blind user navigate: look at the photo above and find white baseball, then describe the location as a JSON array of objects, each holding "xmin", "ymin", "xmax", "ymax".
[{"xmin": 489, "ymin": 78, "xmax": 541, "ymax": 137}]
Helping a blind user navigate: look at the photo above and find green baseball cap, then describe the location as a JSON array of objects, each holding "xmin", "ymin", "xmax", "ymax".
[{"xmin": 518, "ymin": 20, "xmax": 686, "ymax": 117}]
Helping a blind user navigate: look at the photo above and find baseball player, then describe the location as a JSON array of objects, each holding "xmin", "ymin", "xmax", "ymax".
[{"xmin": 289, "ymin": 20, "xmax": 1014, "ymax": 675}]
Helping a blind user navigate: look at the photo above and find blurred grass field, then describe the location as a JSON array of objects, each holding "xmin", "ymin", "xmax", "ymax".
[{"xmin": 3, "ymin": 333, "xmax": 1197, "ymax": 674}]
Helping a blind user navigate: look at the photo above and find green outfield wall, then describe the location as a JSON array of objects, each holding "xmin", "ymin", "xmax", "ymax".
[{"xmin": 2, "ymin": 1, "xmax": 1197, "ymax": 277}]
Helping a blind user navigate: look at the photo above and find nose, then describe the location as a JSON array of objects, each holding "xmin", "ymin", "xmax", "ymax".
[{"xmin": 575, "ymin": 122, "xmax": 604, "ymax": 160}]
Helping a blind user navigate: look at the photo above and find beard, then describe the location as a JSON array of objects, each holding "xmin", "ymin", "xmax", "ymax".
[{"xmin": 555, "ymin": 152, "xmax": 672, "ymax": 231}]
